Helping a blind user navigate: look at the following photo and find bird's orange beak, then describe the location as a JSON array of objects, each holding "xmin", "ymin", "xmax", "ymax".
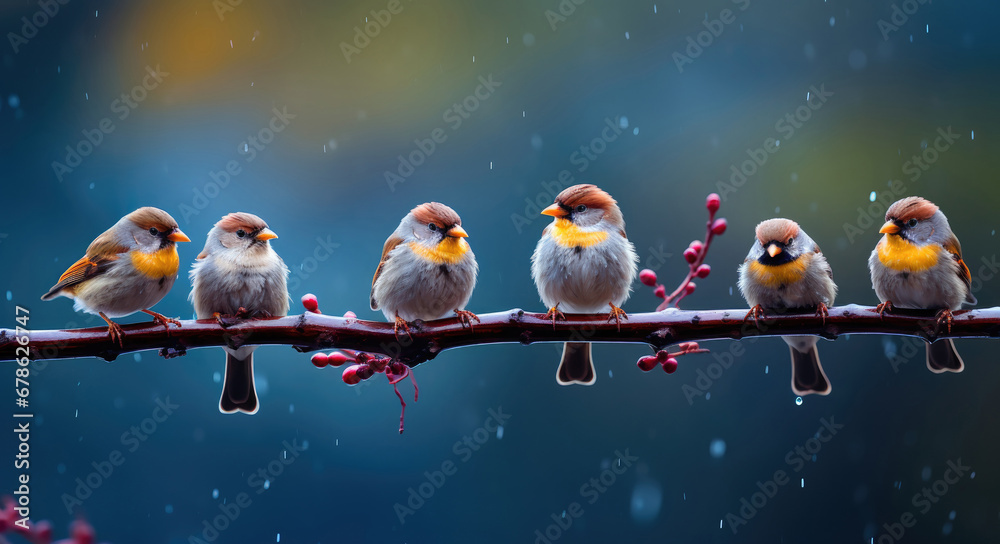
[
  {"xmin": 256, "ymin": 228, "xmax": 278, "ymax": 241},
  {"xmin": 167, "ymin": 229, "xmax": 191, "ymax": 243},
  {"xmin": 446, "ymin": 225, "xmax": 469, "ymax": 238},
  {"xmin": 879, "ymin": 221, "xmax": 900, "ymax": 235},
  {"xmin": 767, "ymin": 244, "xmax": 782, "ymax": 258},
  {"xmin": 541, "ymin": 204, "xmax": 568, "ymax": 217}
]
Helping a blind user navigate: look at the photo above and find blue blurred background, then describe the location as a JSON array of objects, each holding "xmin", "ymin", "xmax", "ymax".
[{"xmin": 2, "ymin": 0, "xmax": 999, "ymax": 542}]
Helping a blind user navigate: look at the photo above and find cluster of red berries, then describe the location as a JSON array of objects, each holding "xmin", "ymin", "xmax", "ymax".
[
  {"xmin": 0, "ymin": 497, "xmax": 97, "ymax": 544},
  {"xmin": 642, "ymin": 193, "xmax": 726, "ymax": 310},
  {"xmin": 635, "ymin": 342, "xmax": 707, "ymax": 374}
]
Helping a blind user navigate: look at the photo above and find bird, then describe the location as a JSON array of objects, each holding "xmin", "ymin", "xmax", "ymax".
[
  {"xmin": 531, "ymin": 184, "xmax": 638, "ymax": 386},
  {"xmin": 370, "ymin": 202, "xmax": 479, "ymax": 337},
  {"xmin": 869, "ymin": 196, "xmax": 975, "ymax": 373},
  {"xmin": 41, "ymin": 207, "xmax": 190, "ymax": 345},
  {"xmin": 189, "ymin": 212, "xmax": 289, "ymax": 415},
  {"xmin": 738, "ymin": 218, "xmax": 837, "ymax": 396}
]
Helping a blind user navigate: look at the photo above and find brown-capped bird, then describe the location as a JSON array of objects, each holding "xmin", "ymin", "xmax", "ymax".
[
  {"xmin": 42, "ymin": 207, "xmax": 190, "ymax": 345},
  {"xmin": 738, "ymin": 218, "xmax": 837, "ymax": 396},
  {"xmin": 531, "ymin": 184, "xmax": 639, "ymax": 385},
  {"xmin": 190, "ymin": 212, "xmax": 289, "ymax": 415},
  {"xmin": 869, "ymin": 197, "xmax": 975, "ymax": 373},
  {"xmin": 370, "ymin": 202, "xmax": 479, "ymax": 336}
]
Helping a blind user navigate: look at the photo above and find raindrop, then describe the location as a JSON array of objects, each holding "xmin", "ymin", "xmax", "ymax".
[
  {"xmin": 728, "ymin": 286, "xmax": 733, "ymax": 295},
  {"xmin": 89, "ymin": 183, "xmax": 95, "ymax": 189},
  {"xmin": 705, "ymin": 392, "xmax": 711, "ymax": 400},
  {"xmin": 949, "ymin": 510, "xmax": 956, "ymax": 520},
  {"xmin": 230, "ymin": 40, "xmax": 234, "ymax": 48},
  {"xmin": 288, "ymin": 404, "xmax": 294, "ymax": 414},
  {"xmin": 496, "ymin": 425, "xmax": 504, "ymax": 439},
  {"xmin": 709, "ymin": 439, "xmax": 726, "ymax": 458},
  {"xmin": 633, "ymin": 127, "xmax": 639, "ymax": 135},
  {"xmin": 765, "ymin": 365, "xmax": 769, "ymax": 374},
  {"xmin": 926, "ymin": 24, "xmax": 929, "ymax": 33},
  {"xmin": 276, "ymin": 533, "xmax": 280, "ymax": 542},
  {"xmin": 921, "ymin": 466, "xmax": 931, "ymax": 481},
  {"xmin": 212, "ymin": 489, "xmax": 219, "ymax": 499},
  {"xmin": 869, "ymin": 191, "xmax": 876, "ymax": 202},
  {"xmin": 625, "ymin": 32, "xmax": 630, "ymax": 40},
  {"xmin": 630, "ymin": 480, "xmax": 663, "ymax": 522},
  {"xmin": 75, "ymin": 409, "xmax": 79, "ymax": 417},
  {"xmin": 801, "ymin": 478, "xmax": 805, "ymax": 488},
  {"xmin": 133, "ymin": 353, "xmax": 141, "ymax": 362},
  {"xmin": 654, "ymin": 5, "xmax": 657, "ymax": 13},
  {"xmin": 608, "ymin": 370, "xmax": 613, "ymax": 378},
  {"xmin": 795, "ymin": 396, "xmax": 803, "ymax": 405},
  {"xmin": 619, "ymin": 116, "xmax": 629, "ymax": 129},
  {"xmin": 213, "ymin": 372, "xmax": 221, "ymax": 383},
  {"xmin": 490, "ymin": 161, "xmax": 493, "ymax": 170},
  {"xmin": 8, "ymin": 95, "xmax": 20, "ymax": 108},
  {"xmin": 5, "ymin": 291, "xmax": 11, "ymax": 301},
  {"xmin": 829, "ymin": 16, "xmax": 835, "ymax": 26},
  {"xmin": 971, "ymin": 130, "xmax": 975, "ymax": 140},
  {"xmin": 263, "ymin": 480, "xmax": 270, "ymax": 490}
]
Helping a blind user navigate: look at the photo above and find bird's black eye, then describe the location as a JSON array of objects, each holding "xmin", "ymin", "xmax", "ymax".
[
  {"xmin": 428, "ymin": 223, "xmax": 438, "ymax": 232},
  {"xmin": 787, "ymin": 238, "xmax": 794, "ymax": 245},
  {"xmin": 575, "ymin": 205, "xmax": 587, "ymax": 213},
  {"xmin": 149, "ymin": 227, "xmax": 158, "ymax": 235},
  {"xmin": 907, "ymin": 219, "xmax": 917, "ymax": 227},
  {"xmin": 236, "ymin": 229, "xmax": 247, "ymax": 238}
]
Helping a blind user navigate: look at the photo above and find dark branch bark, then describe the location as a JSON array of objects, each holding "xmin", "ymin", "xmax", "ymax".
[{"xmin": 2, "ymin": 305, "xmax": 999, "ymax": 365}]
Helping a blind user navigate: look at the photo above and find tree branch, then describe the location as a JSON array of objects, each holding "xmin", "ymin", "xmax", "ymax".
[{"xmin": 3, "ymin": 305, "xmax": 999, "ymax": 365}]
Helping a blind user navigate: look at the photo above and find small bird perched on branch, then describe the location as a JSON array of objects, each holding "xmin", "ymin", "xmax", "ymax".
[
  {"xmin": 370, "ymin": 202, "xmax": 479, "ymax": 337},
  {"xmin": 738, "ymin": 218, "xmax": 837, "ymax": 396},
  {"xmin": 190, "ymin": 212, "xmax": 289, "ymax": 415},
  {"xmin": 869, "ymin": 196, "xmax": 975, "ymax": 373},
  {"xmin": 532, "ymin": 184, "xmax": 638, "ymax": 386},
  {"xmin": 41, "ymin": 207, "xmax": 190, "ymax": 345}
]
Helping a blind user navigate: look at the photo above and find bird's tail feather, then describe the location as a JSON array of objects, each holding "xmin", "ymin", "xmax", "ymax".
[
  {"xmin": 557, "ymin": 342, "xmax": 596, "ymax": 386},
  {"xmin": 221, "ymin": 351, "xmax": 259, "ymax": 415}
]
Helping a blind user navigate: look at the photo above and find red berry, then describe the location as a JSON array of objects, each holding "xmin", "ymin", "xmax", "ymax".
[
  {"xmin": 662, "ymin": 358, "xmax": 679, "ymax": 373},
  {"xmin": 706, "ymin": 193, "xmax": 721, "ymax": 213},
  {"xmin": 711, "ymin": 218, "xmax": 728, "ymax": 235},
  {"xmin": 71, "ymin": 520, "xmax": 95, "ymax": 544},
  {"xmin": 696, "ymin": 264, "xmax": 711, "ymax": 278},
  {"xmin": 327, "ymin": 351, "xmax": 352, "ymax": 366},
  {"xmin": 310, "ymin": 353, "xmax": 329, "ymax": 368},
  {"xmin": 689, "ymin": 240, "xmax": 704, "ymax": 254},
  {"xmin": 637, "ymin": 356, "xmax": 658, "ymax": 372},
  {"xmin": 301, "ymin": 293, "xmax": 320, "ymax": 313},
  {"xmin": 342, "ymin": 364, "xmax": 364, "ymax": 385},
  {"xmin": 653, "ymin": 285, "xmax": 666, "ymax": 298},
  {"xmin": 683, "ymin": 248, "xmax": 698, "ymax": 263},
  {"xmin": 639, "ymin": 269, "xmax": 658, "ymax": 287},
  {"xmin": 685, "ymin": 282, "xmax": 697, "ymax": 295},
  {"xmin": 343, "ymin": 311, "xmax": 357, "ymax": 319}
]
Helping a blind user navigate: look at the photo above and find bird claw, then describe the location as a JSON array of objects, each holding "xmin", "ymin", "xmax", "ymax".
[
  {"xmin": 607, "ymin": 303, "xmax": 628, "ymax": 332},
  {"xmin": 142, "ymin": 309, "xmax": 182, "ymax": 331},
  {"xmin": 815, "ymin": 303, "xmax": 829, "ymax": 326},
  {"xmin": 393, "ymin": 314, "xmax": 413, "ymax": 341},
  {"xmin": 743, "ymin": 304, "xmax": 765, "ymax": 327},
  {"xmin": 543, "ymin": 303, "xmax": 566, "ymax": 330},
  {"xmin": 875, "ymin": 300, "xmax": 894, "ymax": 319},
  {"xmin": 106, "ymin": 322, "xmax": 124, "ymax": 347},
  {"xmin": 454, "ymin": 309, "xmax": 480, "ymax": 331},
  {"xmin": 213, "ymin": 312, "xmax": 241, "ymax": 328},
  {"xmin": 935, "ymin": 308, "xmax": 954, "ymax": 334}
]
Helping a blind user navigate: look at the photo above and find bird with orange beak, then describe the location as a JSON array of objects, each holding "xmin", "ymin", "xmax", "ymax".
[
  {"xmin": 531, "ymin": 184, "xmax": 638, "ymax": 385},
  {"xmin": 41, "ymin": 207, "xmax": 190, "ymax": 345},
  {"xmin": 370, "ymin": 202, "xmax": 479, "ymax": 337},
  {"xmin": 869, "ymin": 196, "xmax": 975, "ymax": 373}
]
